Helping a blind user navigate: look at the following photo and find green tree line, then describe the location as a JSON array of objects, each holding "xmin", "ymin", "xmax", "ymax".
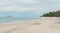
[{"xmin": 41, "ymin": 10, "xmax": 60, "ymax": 17}]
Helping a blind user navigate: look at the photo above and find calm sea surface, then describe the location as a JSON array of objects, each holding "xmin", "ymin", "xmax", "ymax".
[{"xmin": 0, "ymin": 17, "xmax": 39, "ymax": 24}]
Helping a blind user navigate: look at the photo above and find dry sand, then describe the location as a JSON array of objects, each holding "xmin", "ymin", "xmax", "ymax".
[{"xmin": 0, "ymin": 17, "xmax": 60, "ymax": 33}]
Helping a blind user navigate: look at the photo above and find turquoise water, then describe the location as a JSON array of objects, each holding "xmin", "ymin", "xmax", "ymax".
[{"xmin": 0, "ymin": 17, "xmax": 39, "ymax": 24}]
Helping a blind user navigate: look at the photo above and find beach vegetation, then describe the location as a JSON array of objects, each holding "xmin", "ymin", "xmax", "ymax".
[{"xmin": 41, "ymin": 10, "xmax": 60, "ymax": 17}]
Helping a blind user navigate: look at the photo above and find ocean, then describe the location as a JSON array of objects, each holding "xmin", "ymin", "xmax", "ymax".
[{"xmin": 0, "ymin": 17, "xmax": 39, "ymax": 24}]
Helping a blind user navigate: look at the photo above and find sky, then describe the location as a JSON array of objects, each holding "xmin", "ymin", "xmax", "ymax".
[{"xmin": 0, "ymin": 0, "xmax": 60, "ymax": 18}]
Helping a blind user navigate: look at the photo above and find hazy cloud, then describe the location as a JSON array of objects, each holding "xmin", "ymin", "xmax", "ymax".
[{"xmin": 0, "ymin": 0, "xmax": 60, "ymax": 12}]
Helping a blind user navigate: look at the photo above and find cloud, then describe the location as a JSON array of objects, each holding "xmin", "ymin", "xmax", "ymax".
[
  {"xmin": 0, "ymin": 7, "xmax": 30, "ymax": 11},
  {"xmin": 0, "ymin": 6, "xmax": 44, "ymax": 12},
  {"xmin": 0, "ymin": 0, "xmax": 39, "ymax": 11},
  {"xmin": 19, "ymin": 0, "xmax": 38, "ymax": 4},
  {"xmin": 51, "ymin": 0, "xmax": 60, "ymax": 1},
  {"xmin": 0, "ymin": 0, "xmax": 38, "ymax": 6},
  {"xmin": 0, "ymin": 0, "xmax": 60, "ymax": 12}
]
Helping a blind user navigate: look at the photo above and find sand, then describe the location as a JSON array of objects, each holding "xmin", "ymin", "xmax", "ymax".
[{"xmin": 0, "ymin": 17, "xmax": 60, "ymax": 33}]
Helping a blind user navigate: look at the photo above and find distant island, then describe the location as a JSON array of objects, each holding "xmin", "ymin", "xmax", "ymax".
[
  {"xmin": 41, "ymin": 10, "xmax": 60, "ymax": 17},
  {"xmin": 7, "ymin": 16, "xmax": 12, "ymax": 17}
]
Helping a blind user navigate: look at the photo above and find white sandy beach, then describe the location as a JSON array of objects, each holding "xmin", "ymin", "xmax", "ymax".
[{"xmin": 0, "ymin": 17, "xmax": 60, "ymax": 33}]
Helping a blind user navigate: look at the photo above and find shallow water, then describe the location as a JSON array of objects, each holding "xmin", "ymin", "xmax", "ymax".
[{"xmin": 0, "ymin": 17, "xmax": 40, "ymax": 24}]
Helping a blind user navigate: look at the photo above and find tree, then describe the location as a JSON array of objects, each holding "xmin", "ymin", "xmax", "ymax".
[{"xmin": 41, "ymin": 10, "xmax": 60, "ymax": 17}]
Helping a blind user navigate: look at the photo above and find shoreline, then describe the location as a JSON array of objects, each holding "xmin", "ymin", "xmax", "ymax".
[
  {"xmin": 0, "ymin": 18, "xmax": 41, "ymax": 33},
  {"xmin": 0, "ymin": 17, "xmax": 60, "ymax": 33},
  {"xmin": 0, "ymin": 18, "xmax": 40, "ymax": 25}
]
